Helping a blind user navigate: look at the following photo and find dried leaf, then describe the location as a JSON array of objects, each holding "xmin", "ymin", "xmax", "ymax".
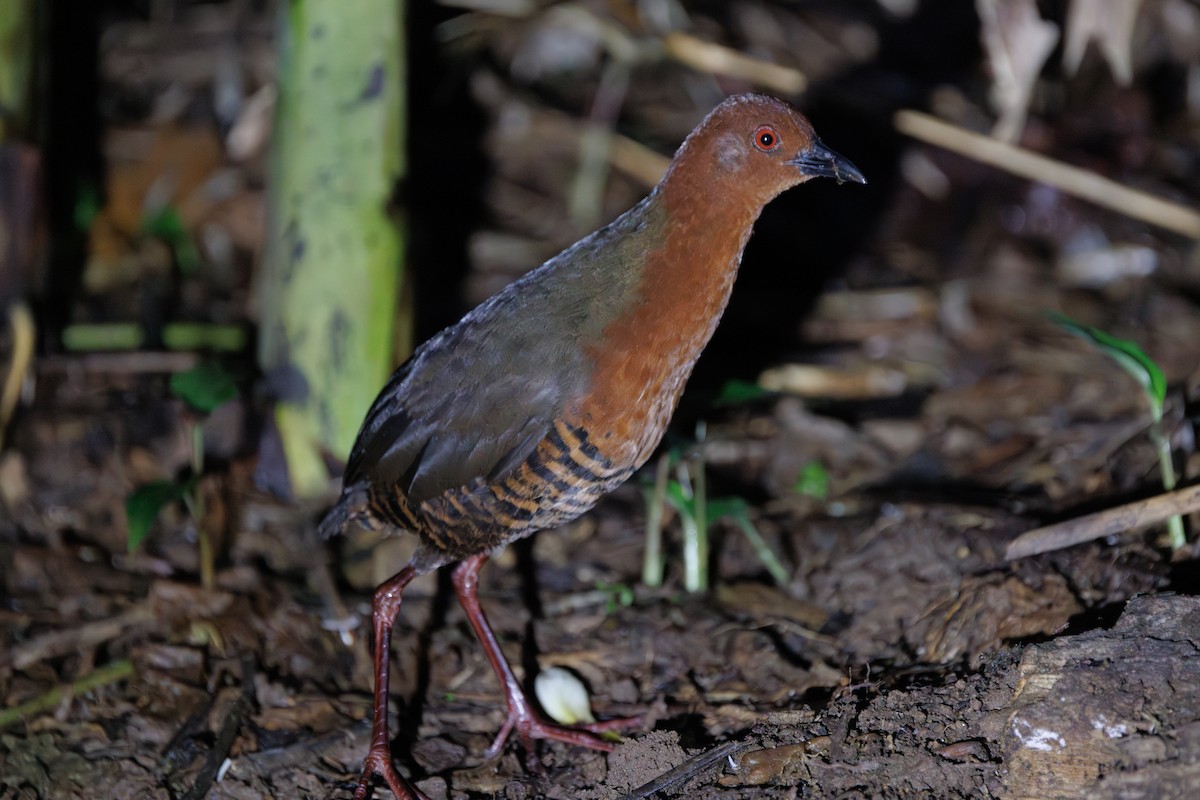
[
  {"xmin": 1063, "ymin": 0, "xmax": 1146, "ymax": 84},
  {"xmin": 976, "ymin": 0, "xmax": 1059, "ymax": 142}
]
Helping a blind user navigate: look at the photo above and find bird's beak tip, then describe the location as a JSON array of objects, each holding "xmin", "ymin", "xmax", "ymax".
[{"xmin": 790, "ymin": 139, "xmax": 866, "ymax": 186}]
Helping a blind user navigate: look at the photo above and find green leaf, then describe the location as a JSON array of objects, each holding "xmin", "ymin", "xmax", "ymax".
[
  {"xmin": 664, "ymin": 479, "xmax": 696, "ymax": 518},
  {"xmin": 596, "ymin": 581, "xmax": 635, "ymax": 613},
  {"xmin": 126, "ymin": 480, "xmax": 189, "ymax": 552},
  {"xmin": 170, "ymin": 362, "xmax": 238, "ymax": 414},
  {"xmin": 706, "ymin": 496, "xmax": 749, "ymax": 521},
  {"xmin": 1051, "ymin": 313, "xmax": 1166, "ymax": 417},
  {"xmin": 73, "ymin": 180, "xmax": 101, "ymax": 232},
  {"xmin": 141, "ymin": 205, "xmax": 200, "ymax": 275},
  {"xmin": 793, "ymin": 460, "xmax": 830, "ymax": 500},
  {"xmin": 714, "ymin": 379, "xmax": 772, "ymax": 406}
]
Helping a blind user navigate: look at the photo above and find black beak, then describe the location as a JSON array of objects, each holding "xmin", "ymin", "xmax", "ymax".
[{"xmin": 789, "ymin": 138, "xmax": 867, "ymax": 186}]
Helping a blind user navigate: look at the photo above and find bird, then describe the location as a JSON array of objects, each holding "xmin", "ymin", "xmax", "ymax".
[{"xmin": 320, "ymin": 92, "xmax": 865, "ymax": 800}]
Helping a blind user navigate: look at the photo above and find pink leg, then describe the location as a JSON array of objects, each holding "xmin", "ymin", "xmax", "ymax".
[
  {"xmin": 354, "ymin": 566, "xmax": 430, "ymax": 800},
  {"xmin": 450, "ymin": 554, "xmax": 641, "ymax": 765}
]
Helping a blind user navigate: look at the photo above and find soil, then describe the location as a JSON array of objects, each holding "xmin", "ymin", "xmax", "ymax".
[{"xmin": 4, "ymin": 2, "xmax": 1200, "ymax": 799}]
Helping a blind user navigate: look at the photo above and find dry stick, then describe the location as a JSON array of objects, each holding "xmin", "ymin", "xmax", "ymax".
[
  {"xmin": 662, "ymin": 31, "xmax": 807, "ymax": 95},
  {"xmin": 2, "ymin": 605, "xmax": 156, "ymax": 670},
  {"xmin": 38, "ymin": 351, "xmax": 201, "ymax": 375},
  {"xmin": 179, "ymin": 656, "xmax": 256, "ymax": 800},
  {"xmin": 1005, "ymin": 484, "xmax": 1200, "ymax": 560},
  {"xmin": 609, "ymin": 133, "xmax": 670, "ymax": 189},
  {"xmin": 242, "ymin": 719, "xmax": 372, "ymax": 775},
  {"xmin": 0, "ymin": 659, "xmax": 134, "ymax": 729},
  {"xmin": 1, "ymin": 302, "xmax": 35, "ymax": 448},
  {"xmin": 620, "ymin": 737, "xmax": 758, "ymax": 800},
  {"xmin": 894, "ymin": 110, "xmax": 1200, "ymax": 240}
]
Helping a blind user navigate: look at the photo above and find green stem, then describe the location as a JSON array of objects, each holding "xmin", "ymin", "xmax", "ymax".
[
  {"xmin": 693, "ymin": 424, "xmax": 707, "ymax": 588},
  {"xmin": 0, "ymin": 660, "xmax": 134, "ymax": 729},
  {"xmin": 642, "ymin": 454, "xmax": 671, "ymax": 587},
  {"xmin": 676, "ymin": 462, "xmax": 706, "ymax": 593},
  {"xmin": 1151, "ymin": 420, "xmax": 1186, "ymax": 550},
  {"xmin": 187, "ymin": 422, "xmax": 215, "ymax": 590},
  {"xmin": 680, "ymin": 509, "xmax": 704, "ymax": 593},
  {"xmin": 733, "ymin": 514, "xmax": 790, "ymax": 586}
]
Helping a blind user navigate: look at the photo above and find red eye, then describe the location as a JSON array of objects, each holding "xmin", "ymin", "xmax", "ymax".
[{"xmin": 754, "ymin": 125, "xmax": 780, "ymax": 151}]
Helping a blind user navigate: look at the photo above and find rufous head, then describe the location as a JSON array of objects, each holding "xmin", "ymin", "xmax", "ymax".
[{"xmin": 663, "ymin": 94, "xmax": 865, "ymax": 207}]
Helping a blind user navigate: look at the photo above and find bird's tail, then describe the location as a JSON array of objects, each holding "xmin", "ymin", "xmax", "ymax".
[{"xmin": 317, "ymin": 487, "xmax": 370, "ymax": 540}]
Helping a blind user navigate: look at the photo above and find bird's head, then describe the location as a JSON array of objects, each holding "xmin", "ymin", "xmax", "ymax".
[{"xmin": 665, "ymin": 93, "xmax": 866, "ymax": 207}]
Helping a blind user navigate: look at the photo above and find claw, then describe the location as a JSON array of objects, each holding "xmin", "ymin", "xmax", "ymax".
[
  {"xmin": 452, "ymin": 556, "xmax": 642, "ymax": 768},
  {"xmin": 354, "ymin": 744, "xmax": 429, "ymax": 800}
]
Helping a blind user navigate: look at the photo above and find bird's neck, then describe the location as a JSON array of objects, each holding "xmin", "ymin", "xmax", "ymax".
[
  {"xmin": 645, "ymin": 172, "xmax": 763, "ymax": 330},
  {"xmin": 574, "ymin": 176, "xmax": 766, "ymax": 462}
]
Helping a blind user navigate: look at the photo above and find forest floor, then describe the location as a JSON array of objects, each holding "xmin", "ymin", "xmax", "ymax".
[{"xmin": 4, "ymin": 2, "xmax": 1200, "ymax": 799}]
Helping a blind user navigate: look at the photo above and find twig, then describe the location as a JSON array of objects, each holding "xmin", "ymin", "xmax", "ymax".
[
  {"xmin": 894, "ymin": 110, "xmax": 1200, "ymax": 239},
  {"xmin": 571, "ymin": 58, "xmax": 631, "ymax": 231},
  {"xmin": 1, "ymin": 301, "xmax": 35, "ymax": 448},
  {"xmin": 38, "ymin": 351, "xmax": 201, "ymax": 375},
  {"xmin": 1, "ymin": 605, "xmax": 156, "ymax": 670},
  {"xmin": 1005, "ymin": 484, "xmax": 1200, "ymax": 560},
  {"xmin": 0, "ymin": 659, "xmax": 134, "ymax": 729},
  {"xmin": 620, "ymin": 737, "xmax": 758, "ymax": 800},
  {"xmin": 758, "ymin": 363, "xmax": 908, "ymax": 399},
  {"xmin": 179, "ymin": 655, "xmax": 256, "ymax": 800},
  {"xmin": 662, "ymin": 32, "xmax": 807, "ymax": 95},
  {"xmin": 241, "ymin": 719, "xmax": 371, "ymax": 775},
  {"xmin": 609, "ymin": 133, "xmax": 670, "ymax": 189}
]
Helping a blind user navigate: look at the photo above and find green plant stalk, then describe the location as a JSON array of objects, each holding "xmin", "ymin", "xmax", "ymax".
[
  {"xmin": 693, "ymin": 429, "xmax": 707, "ymax": 582},
  {"xmin": 187, "ymin": 422, "xmax": 215, "ymax": 590},
  {"xmin": 1150, "ymin": 421, "xmax": 1186, "ymax": 550},
  {"xmin": 680, "ymin": 506, "xmax": 704, "ymax": 592},
  {"xmin": 732, "ymin": 514, "xmax": 790, "ymax": 586},
  {"xmin": 0, "ymin": 660, "xmax": 134, "ymax": 729},
  {"xmin": 642, "ymin": 453, "xmax": 671, "ymax": 587},
  {"xmin": 1051, "ymin": 313, "xmax": 1183, "ymax": 549},
  {"xmin": 0, "ymin": 0, "xmax": 36, "ymax": 140},
  {"xmin": 676, "ymin": 462, "xmax": 707, "ymax": 593},
  {"xmin": 260, "ymin": 0, "xmax": 407, "ymax": 499},
  {"xmin": 62, "ymin": 322, "xmax": 248, "ymax": 352}
]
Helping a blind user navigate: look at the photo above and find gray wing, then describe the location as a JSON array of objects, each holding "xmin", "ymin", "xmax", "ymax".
[
  {"xmin": 343, "ymin": 279, "xmax": 592, "ymax": 504},
  {"xmin": 341, "ymin": 196, "xmax": 654, "ymax": 503}
]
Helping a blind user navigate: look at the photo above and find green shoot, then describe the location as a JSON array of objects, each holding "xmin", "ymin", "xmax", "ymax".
[
  {"xmin": 170, "ymin": 361, "xmax": 238, "ymax": 414},
  {"xmin": 714, "ymin": 378, "xmax": 773, "ymax": 406},
  {"xmin": 665, "ymin": 470, "xmax": 706, "ymax": 592},
  {"xmin": 1052, "ymin": 313, "xmax": 1184, "ymax": 550},
  {"xmin": 793, "ymin": 460, "xmax": 830, "ymax": 501},
  {"xmin": 72, "ymin": 180, "xmax": 101, "ymax": 233},
  {"xmin": 126, "ymin": 361, "xmax": 238, "ymax": 588},
  {"xmin": 641, "ymin": 452, "xmax": 673, "ymax": 587},
  {"xmin": 595, "ymin": 581, "xmax": 635, "ymax": 613},
  {"xmin": 644, "ymin": 423, "xmax": 791, "ymax": 592},
  {"xmin": 141, "ymin": 205, "xmax": 200, "ymax": 275},
  {"xmin": 707, "ymin": 497, "xmax": 790, "ymax": 585}
]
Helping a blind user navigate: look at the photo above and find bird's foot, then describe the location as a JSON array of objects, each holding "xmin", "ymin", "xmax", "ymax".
[
  {"xmin": 353, "ymin": 743, "xmax": 430, "ymax": 800},
  {"xmin": 484, "ymin": 710, "xmax": 643, "ymax": 766}
]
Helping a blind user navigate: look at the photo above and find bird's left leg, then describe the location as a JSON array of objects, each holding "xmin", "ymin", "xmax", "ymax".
[{"xmin": 450, "ymin": 554, "xmax": 641, "ymax": 765}]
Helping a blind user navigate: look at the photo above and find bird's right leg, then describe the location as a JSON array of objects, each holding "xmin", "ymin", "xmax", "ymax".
[
  {"xmin": 354, "ymin": 565, "xmax": 430, "ymax": 800},
  {"xmin": 451, "ymin": 554, "xmax": 640, "ymax": 767}
]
